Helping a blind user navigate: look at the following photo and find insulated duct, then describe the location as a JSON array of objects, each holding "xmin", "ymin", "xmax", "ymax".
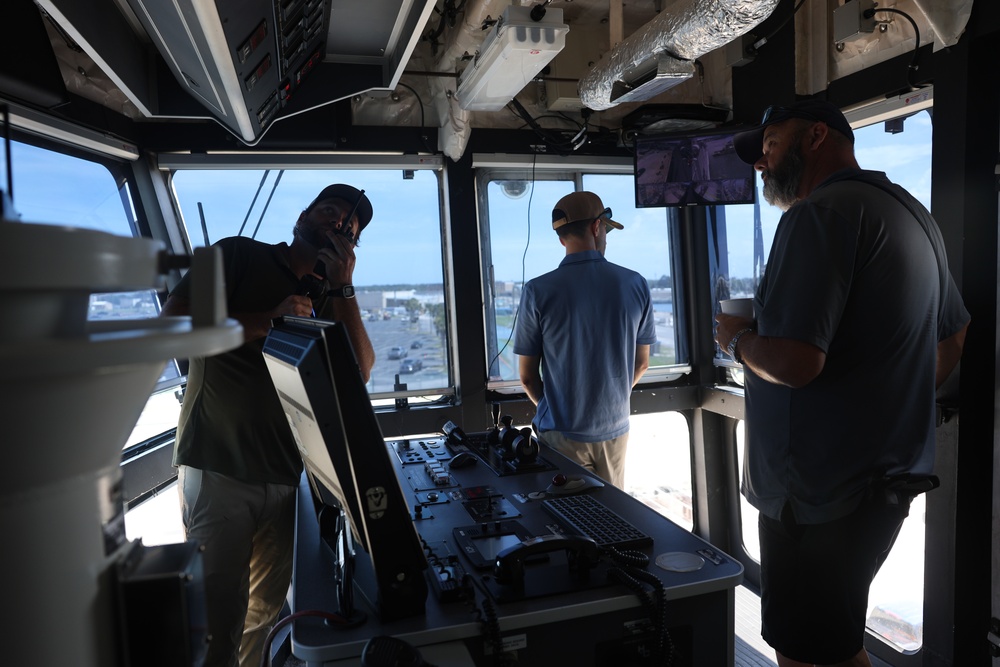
[
  {"xmin": 579, "ymin": 0, "xmax": 781, "ymax": 111},
  {"xmin": 910, "ymin": 0, "xmax": 973, "ymax": 49},
  {"xmin": 428, "ymin": 0, "xmax": 510, "ymax": 161}
]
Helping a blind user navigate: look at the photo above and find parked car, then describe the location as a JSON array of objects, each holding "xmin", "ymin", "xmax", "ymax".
[
  {"xmin": 388, "ymin": 346, "xmax": 408, "ymax": 359},
  {"xmin": 399, "ymin": 358, "xmax": 423, "ymax": 373}
]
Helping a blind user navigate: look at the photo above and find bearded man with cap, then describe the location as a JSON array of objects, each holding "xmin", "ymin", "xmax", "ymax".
[
  {"xmin": 161, "ymin": 184, "xmax": 375, "ymax": 667},
  {"xmin": 714, "ymin": 100, "xmax": 969, "ymax": 667},
  {"xmin": 513, "ymin": 191, "xmax": 656, "ymax": 488}
]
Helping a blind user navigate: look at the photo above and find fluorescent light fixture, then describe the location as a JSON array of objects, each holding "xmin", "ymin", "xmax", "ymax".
[
  {"xmin": 3, "ymin": 98, "xmax": 139, "ymax": 161},
  {"xmin": 188, "ymin": 0, "xmax": 254, "ymax": 141},
  {"xmin": 456, "ymin": 5, "xmax": 568, "ymax": 112},
  {"xmin": 842, "ymin": 87, "xmax": 933, "ymax": 128},
  {"xmin": 126, "ymin": 0, "xmax": 254, "ymax": 142}
]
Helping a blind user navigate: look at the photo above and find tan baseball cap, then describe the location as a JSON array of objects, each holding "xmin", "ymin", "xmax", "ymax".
[{"xmin": 551, "ymin": 191, "xmax": 623, "ymax": 231}]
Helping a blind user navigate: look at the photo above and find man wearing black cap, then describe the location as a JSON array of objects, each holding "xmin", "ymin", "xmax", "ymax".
[
  {"xmin": 514, "ymin": 191, "xmax": 656, "ymax": 488},
  {"xmin": 161, "ymin": 184, "xmax": 375, "ymax": 667},
  {"xmin": 717, "ymin": 101, "xmax": 969, "ymax": 667}
]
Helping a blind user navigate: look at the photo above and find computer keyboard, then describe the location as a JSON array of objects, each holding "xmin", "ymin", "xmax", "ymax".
[{"xmin": 541, "ymin": 494, "xmax": 653, "ymax": 551}]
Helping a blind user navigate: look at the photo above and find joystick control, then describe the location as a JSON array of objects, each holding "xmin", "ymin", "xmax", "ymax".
[
  {"xmin": 487, "ymin": 403, "xmax": 502, "ymax": 446},
  {"xmin": 496, "ymin": 416, "xmax": 539, "ymax": 463}
]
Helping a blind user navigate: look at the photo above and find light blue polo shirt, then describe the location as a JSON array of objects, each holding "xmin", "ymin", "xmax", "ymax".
[{"xmin": 514, "ymin": 250, "xmax": 657, "ymax": 441}]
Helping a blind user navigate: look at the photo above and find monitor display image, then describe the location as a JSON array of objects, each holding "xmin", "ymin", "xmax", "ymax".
[
  {"xmin": 634, "ymin": 129, "xmax": 756, "ymax": 207},
  {"xmin": 262, "ymin": 316, "xmax": 428, "ymax": 622}
]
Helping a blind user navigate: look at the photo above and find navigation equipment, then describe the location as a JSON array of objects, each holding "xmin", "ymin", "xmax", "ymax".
[
  {"xmin": 262, "ymin": 316, "xmax": 427, "ymax": 622},
  {"xmin": 634, "ymin": 128, "xmax": 755, "ymax": 207}
]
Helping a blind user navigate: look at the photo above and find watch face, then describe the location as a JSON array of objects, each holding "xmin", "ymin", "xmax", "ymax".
[{"xmin": 342, "ymin": 285, "xmax": 355, "ymax": 298}]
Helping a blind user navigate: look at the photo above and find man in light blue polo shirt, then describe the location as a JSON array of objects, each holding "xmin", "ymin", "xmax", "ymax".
[{"xmin": 514, "ymin": 191, "xmax": 656, "ymax": 487}]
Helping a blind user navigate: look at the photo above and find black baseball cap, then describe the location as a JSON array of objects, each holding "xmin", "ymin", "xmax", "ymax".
[
  {"xmin": 733, "ymin": 100, "xmax": 855, "ymax": 164},
  {"xmin": 308, "ymin": 184, "xmax": 373, "ymax": 231}
]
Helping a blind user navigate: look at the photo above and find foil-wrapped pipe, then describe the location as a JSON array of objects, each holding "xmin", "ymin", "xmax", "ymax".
[{"xmin": 579, "ymin": 0, "xmax": 781, "ymax": 110}]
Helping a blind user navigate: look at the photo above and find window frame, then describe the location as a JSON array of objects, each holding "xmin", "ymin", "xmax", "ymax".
[
  {"xmin": 2, "ymin": 127, "xmax": 189, "ymax": 501},
  {"xmin": 473, "ymin": 153, "xmax": 691, "ymax": 393},
  {"xmin": 158, "ymin": 153, "xmax": 459, "ymax": 406}
]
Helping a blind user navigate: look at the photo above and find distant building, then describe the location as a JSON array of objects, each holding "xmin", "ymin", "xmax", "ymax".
[
  {"xmin": 650, "ymin": 287, "xmax": 672, "ymax": 304},
  {"xmin": 494, "ymin": 281, "xmax": 517, "ymax": 297},
  {"xmin": 356, "ymin": 291, "xmax": 385, "ymax": 310}
]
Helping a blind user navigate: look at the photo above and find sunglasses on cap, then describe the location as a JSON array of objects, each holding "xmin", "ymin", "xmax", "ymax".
[
  {"xmin": 594, "ymin": 207, "xmax": 613, "ymax": 232},
  {"xmin": 760, "ymin": 105, "xmax": 822, "ymax": 125}
]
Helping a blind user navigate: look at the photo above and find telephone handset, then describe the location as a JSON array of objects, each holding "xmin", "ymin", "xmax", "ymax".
[{"xmin": 493, "ymin": 534, "xmax": 600, "ymax": 586}]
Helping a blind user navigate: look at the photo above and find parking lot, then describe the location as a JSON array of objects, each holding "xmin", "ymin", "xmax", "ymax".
[{"xmin": 365, "ymin": 313, "xmax": 447, "ymax": 394}]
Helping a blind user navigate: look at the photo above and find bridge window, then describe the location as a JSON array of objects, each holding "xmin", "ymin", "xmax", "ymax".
[
  {"xmin": 7, "ymin": 138, "xmax": 180, "ymax": 448},
  {"xmin": 170, "ymin": 165, "xmax": 451, "ymax": 403},
  {"xmin": 477, "ymin": 159, "xmax": 684, "ymax": 390},
  {"xmin": 626, "ymin": 412, "xmax": 693, "ymax": 531}
]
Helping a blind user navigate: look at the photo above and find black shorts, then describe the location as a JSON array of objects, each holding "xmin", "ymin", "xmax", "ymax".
[{"xmin": 758, "ymin": 496, "xmax": 911, "ymax": 664}]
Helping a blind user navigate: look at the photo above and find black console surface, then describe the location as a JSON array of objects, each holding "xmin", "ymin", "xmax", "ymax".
[
  {"xmin": 461, "ymin": 430, "xmax": 558, "ymax": 476},
  {"xmin": 290, "ymin": 428, "xmax": 745, "ymax": 666}
]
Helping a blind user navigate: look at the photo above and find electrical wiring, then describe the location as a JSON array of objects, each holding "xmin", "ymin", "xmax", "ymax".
[
  {"xmin": 864, "ymin": 6, "xmax": 924, "ymax": 90},
  {"xmin": 746, "ymin": 0, "xmax": 808, "ymax": 55},
  {"xmin": 396, "ymin": 81, "xmax": 434, "ymax": 153},
  {"xmin": 487, "ymin": 150, "xmax": 537, "ymax": 382},
  {"xmin": 257, "ymin": 609, "xmax": 357, "ymax": 667},
  {"xmin": 425, "ymin": 0, "xmax": 469, "ymax": 56},
  {"xmin": 508, "ymin": 98, "xmax": 588, "ymax": 154},
  {"xmin": 607, "ymin": 564, "xmax": 676, "ymax": 666},
  {"xmin": 481, "ymin": 596, "xmax": 518, "ymax": 667},
  {"xmin": 420, "ymin": 537, "xmax": 508, "ymax": 666},
  {"xmin": 603, "ymin": 544, "xmax": 652, "ymax": 569}
]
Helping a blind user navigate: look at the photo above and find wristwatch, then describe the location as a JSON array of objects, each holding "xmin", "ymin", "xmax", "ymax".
[
  {"xmin": 727, "ymin": 327, "xmax": 754, "ymax": 363},
  {"xmin": 327, "ymin": 284, "xmax": 355, "ymax": 299}
]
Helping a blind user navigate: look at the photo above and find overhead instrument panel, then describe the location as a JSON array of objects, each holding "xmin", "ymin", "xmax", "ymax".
[
  {"xmin": 35, "ymin": 0, "xmax": 436, "ymax": 144},
  {"xmin": 122, "ymin": 0, "xmax": 326, "ymax": 142}
]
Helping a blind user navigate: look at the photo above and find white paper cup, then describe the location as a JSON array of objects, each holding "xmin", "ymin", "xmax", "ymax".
[{"xmin": 720, "ymin": 298, "xmax": 754, "ymax": 318}]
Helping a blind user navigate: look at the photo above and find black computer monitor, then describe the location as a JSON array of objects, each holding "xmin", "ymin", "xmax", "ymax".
[
  {"xmin": 262, "ymin": 316, "xmax": 427, "ymax": 622},
  {"xmin": 634, "ymin": 128, "xmax": 756, "ymax": 207}
]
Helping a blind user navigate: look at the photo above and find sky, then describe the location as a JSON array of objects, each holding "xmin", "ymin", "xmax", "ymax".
[
  {"xmin": 479, "ymin": 111, "xmax": 933, "ymax": 288},
  {"xmin": 711, "ymin": 111, "xmax": 933, "ymax": 279},
  {"xmin": 4, "ymin": 110, "xmax": 932, "ymax": 289},
  {"xmin": 171, "ymin": 168, "xmax": 447, "ymax": 287}
]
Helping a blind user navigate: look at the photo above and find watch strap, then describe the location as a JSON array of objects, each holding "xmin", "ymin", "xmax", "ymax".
[
  {"xmin": 327, "ymin": 284, "xmax": 355, "ymax": 298},
  {"xmin": 727, "ymin": 327, "xmax": 754, "ymax": 363}
]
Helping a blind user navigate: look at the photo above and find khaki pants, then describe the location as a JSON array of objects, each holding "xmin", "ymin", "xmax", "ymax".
[
  {"xmin": 178, "ymin": 466, "xmax": 297, "ymax": 667},
  {"xmin": 537, "ymin": 430, "xmax": 629, "ymax": 488}
]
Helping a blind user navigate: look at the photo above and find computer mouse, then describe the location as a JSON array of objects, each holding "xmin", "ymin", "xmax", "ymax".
[{"xmin": 450, "ymin": 452, "xmax": 477, "ymax": 468}]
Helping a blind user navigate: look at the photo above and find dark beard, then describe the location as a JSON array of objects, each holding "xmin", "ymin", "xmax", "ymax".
[
  {"xmin": 293, "ymin": 223, "xmax": 327, "ymax": 250},
  {"xmin": 762, "ymin": 132, "xmax": 805, "ymax": 211}
]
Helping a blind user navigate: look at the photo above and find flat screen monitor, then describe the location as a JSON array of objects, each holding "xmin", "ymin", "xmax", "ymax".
[
  {"xmin": 634, "ymin": 129, "xmax": 756, "ymax": 207},
  {"xmin": 262, "ymin": 316, "xmax": 427, "ymax": 622}
]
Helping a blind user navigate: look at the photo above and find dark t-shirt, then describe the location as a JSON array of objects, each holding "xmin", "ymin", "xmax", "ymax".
[
  {"xmin": 743, "ymin": 170, "xmax": 969, "ymax": 523},
  {"xmin": 171, "ymin": 236, "xmax": 332, "ymax": 485}
]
